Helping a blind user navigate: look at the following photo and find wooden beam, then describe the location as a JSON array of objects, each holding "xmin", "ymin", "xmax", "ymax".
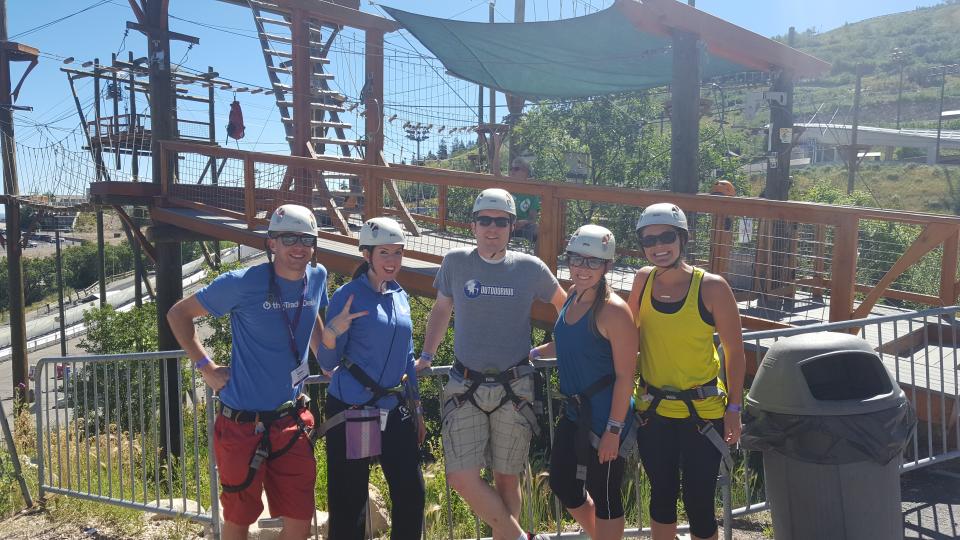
[
  {"xmin": 378, "ymin": 151, "xmax": 421, "ymax": 236},
  {"xmin": 851, "ymin": 223, "xmax": 957, "ymax": 319},
  {"xmin": 243, "ymin": 157, "xmax": 256, "ymax": 227},
  {"xmin": 940, "ymin": 229, "xmax": 959, "ymax": 306},
  {"xmin": 617, "ymin": 0, "xmax": 830, "ymax": 78},
  {"xmin": 112, "ymin": 204, "xmax": 157, "ymax": 263},
  {"xmin": 365, "ymin": 31, "xmax": 385, "ymax": 164},
  {"xmin": 306, "ymin": 141, "xmax": 351, "ymax": 235},
  {"xmin": 128, "ymin": 0, "xmax": 147, "ymax": 25},
  {"xmin": 829, "ymin": 215, "xmax": 859, "ymax": 322}
]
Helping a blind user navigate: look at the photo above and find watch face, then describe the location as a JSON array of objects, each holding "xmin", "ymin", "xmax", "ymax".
[{"xmin": 607, "ymin": 425, "xmax": 622, "ymax": 435}]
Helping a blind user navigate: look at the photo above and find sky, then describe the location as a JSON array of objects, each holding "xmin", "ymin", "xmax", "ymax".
[{"xmin": 1, "ymin": 0, "xmax": 945, "ymax": 197}]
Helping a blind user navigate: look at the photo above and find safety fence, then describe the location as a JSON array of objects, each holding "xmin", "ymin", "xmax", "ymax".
[
  {"xmin": 31, "ymin": 306, "xmax": 959, "ymax": 539},
  {"xmin": 156, "ymin": 139, "xmax": 960, "ymax": 330}
]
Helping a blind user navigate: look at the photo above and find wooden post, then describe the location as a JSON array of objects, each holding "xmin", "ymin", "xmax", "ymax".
[
  {"xmin": 829, "ymin": 215, "xmax": 859, "ymax": 322},
  {"xmin": 537, "ymin": 187, "xmax": 561, "ymax": 273},
  {"xmin": 940, "ymin": 229, "xmax": 959, "ymax": 306},
  {"xmin": 128, "ymin": 52, "xmax": 140, "ymax": 182},
  {"xmin": 438, "ymin": 184, "xmax": 448, "ymax": 231},
  {"xmin": 670, "ymin": 29, "xmax": 699, "ymax": 194},
  {"xmin": 0, "ymin": 0, "xmax": 29, "ymax": 405},
  {"xmin": 365, "ymin": 30, "xmax": 385, "ymax": 164},
  {"xmin": 812, "ymin": 224, "xmax": 826, "ymax": 301},
  {"xmin": 244, "ymin": 157, "xmax": 256, "ymax": 228},
  {"xmin": 763, "ymin": 28, "xmax": 795, "ymax": 201},
  {"xmin": 140, "ymin": 0, "xmax": 182, "ymax": 458},
  {"xmin": 847, "ymin": 64, "xmax": 862, "ymax": 194}
]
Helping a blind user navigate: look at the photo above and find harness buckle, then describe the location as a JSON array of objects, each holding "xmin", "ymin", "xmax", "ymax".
[{"xmin": 251, "ymin": 447, "xmax": 269, "ymax": 470}]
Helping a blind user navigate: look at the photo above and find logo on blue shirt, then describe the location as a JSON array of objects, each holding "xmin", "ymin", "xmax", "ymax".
[{"xmin": 464, "ymin": 279, "xmax": 515, "ymax": 299}]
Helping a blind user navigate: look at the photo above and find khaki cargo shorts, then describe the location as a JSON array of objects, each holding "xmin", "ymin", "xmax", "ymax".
[{"xmin": 441, "ymin": 373, "xmax": 535, "ymax": 475}]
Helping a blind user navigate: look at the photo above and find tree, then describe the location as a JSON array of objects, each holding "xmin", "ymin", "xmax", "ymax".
[{"xmin": 437, "ymin": 139, "xmax": 449, "ymax": 160}]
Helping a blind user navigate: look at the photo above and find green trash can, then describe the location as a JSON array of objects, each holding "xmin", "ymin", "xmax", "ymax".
[{"xmin": 741, "ymin": 332, "xmax": 915, "ymax": 540}]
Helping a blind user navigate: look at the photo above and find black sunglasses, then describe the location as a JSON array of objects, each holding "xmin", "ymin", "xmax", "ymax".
[
  {"xmin": 273, "ymin": 234, "xmax": 318, "ymax": 247},
  {"xmin": 474, "ymin": 216, "xmax": 512, "ymax": 228},
  {"xmin": 640, "ymin": 230, "xmax": 678, "ymax": 248},
  {"xmin": 566, "ymin": 253, "xmax": 606, "ymax": 270}
]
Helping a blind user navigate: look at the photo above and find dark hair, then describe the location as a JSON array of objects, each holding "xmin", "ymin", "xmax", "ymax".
[
  {"xmin": 588, "ymin": 274, "xmax": 612, "ymax": 337},
  {"xmin": 352, "ymin": 246, "xmax": 372, "ymax": 280}
]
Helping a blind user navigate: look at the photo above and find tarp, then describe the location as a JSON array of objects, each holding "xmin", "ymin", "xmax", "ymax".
[{"xmin": 382, "ymin": 5, "xmax": 749, "ymax": 99}]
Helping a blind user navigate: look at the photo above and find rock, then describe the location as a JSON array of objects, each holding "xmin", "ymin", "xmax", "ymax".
[{"xmin": 366, "ymin": 483, "xmax": 390, "ymax": 537}]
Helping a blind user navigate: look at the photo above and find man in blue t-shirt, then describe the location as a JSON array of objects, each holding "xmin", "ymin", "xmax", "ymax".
[{"xmin": 167, "ymin": 204, "xmax": 330, "ymax": 540}]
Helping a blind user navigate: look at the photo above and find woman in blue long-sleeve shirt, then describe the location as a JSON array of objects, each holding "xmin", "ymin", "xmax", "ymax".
[{"xmin": 318, "ymin": 217, "xmax": 425, "ymax": 540}]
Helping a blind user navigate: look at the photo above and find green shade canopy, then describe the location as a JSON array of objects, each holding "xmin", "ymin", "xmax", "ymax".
[{"xmin": 383, "ymin": 5, "xmax": 751, "ymax": 99}]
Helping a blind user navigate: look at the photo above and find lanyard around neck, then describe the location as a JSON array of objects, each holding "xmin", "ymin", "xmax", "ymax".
[{"xmin": 268, "ymin": 266, "xmax": 308, "ymax": 366}]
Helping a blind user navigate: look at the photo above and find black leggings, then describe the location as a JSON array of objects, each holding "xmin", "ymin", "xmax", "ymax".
[
  {"xmin": 637, "ymin": 416, "xmax": 723, "ymax": 539},
  {"xmin": 324, "ymin": 396, "xmax": 425, "ymax": 540},
  {"xmin": 549, "ymin": 417, "xmax": 626, "ymax": 519}
]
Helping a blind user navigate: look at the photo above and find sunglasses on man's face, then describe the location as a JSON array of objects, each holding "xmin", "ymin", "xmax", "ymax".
[
  {"xmin": 640, "ymin": 230, "xmax": 678, "ymax": 248},
  {"xmin": 273, "ymin": 234, "xmax": 318, "ymax": 247},
  {"xmin": 474, "ymin": 216, "xmax": 512, "ymax": 228},
  {"xmin": 566, "ymin": 253, "xmax": 606, "ymax": 270}
]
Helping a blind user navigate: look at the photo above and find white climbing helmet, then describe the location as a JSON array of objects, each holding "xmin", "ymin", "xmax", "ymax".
[
  {"xmin": 268, "ymin": 204, "xmax": 318, "ymax": 236},
  {"xmin": 359, "ymin": 217, "xmax": 407, "ymax": 247},
  {"xmin": 635, "ymin": 202, "xmax": 688, "ymax": 233},
  {"xmin": 566, "ymin": 224, "xmax": 616, "ymax": 260},
  {"xmin": 472, "ymin": 188, "xmax": 516, "ymax": 217}
]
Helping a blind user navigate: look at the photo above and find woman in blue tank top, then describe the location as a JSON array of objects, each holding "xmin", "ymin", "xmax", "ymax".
[{"xmin": 531, "ymin": 225, "xmax": 638, "ymax": 540}]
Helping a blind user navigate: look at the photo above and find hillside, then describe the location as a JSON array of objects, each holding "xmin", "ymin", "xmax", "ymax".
[{"xmin": 780, "ymin": 1, "xmax": 960, "ymax": 128}]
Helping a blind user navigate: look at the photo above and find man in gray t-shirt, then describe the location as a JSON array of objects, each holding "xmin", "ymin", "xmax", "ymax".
[{"xmin": 417, "ymin": 188, "xmax": 564, "ymax": 540}]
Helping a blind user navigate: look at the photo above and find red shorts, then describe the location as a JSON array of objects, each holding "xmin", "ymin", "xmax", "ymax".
[{"xmin": 214, "ymin": 408, "xmax": 316, "ymax": 526}]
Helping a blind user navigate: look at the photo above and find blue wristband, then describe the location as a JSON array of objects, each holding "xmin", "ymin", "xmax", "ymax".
[
  {"xmin": 529, "ymin": 348, "xmax": 542, "ymax": 360},
  {"xmin": 419, "ymin": 352, "xmax": 434, "ymax": 363},
  {"xmin": 195, "ymin": 356, "xmax": 212, "ymax": 370},
  {"xmin": 726, "ymin": 403, "xmax": 742, "ymax": 413}
]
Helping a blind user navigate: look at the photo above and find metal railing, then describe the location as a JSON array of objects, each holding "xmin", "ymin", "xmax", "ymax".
[
  {"xmin": 33, "ymin": 351, "xmax": 219, "ymax": 537},
  {"xmin": 33, "ymin": 306, "xmax": 960, "ymax": 539}
]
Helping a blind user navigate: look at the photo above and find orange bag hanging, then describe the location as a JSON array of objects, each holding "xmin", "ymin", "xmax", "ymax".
[{"xmin": 227, "ymin": 99, "xmax": 245, "ymax": 140}]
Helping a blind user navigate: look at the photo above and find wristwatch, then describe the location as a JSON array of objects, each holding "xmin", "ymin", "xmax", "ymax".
[{"xmin": 605, "ymin": 419, "xmax": 624, "ymax": 435}]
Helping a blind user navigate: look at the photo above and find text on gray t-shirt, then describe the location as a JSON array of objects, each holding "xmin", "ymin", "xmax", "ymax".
[{"xmin": 434, "ymin": 248, "xmax": 560, "ymax": 372}]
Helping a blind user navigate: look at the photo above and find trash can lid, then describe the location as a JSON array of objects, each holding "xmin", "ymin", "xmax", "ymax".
[{"xmin": 745, "ymin": 332, "xmax": 905, "ymax": 416}]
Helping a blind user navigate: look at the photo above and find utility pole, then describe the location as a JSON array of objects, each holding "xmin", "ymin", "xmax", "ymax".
[
  {"xmin": 847, "ymin": 64, "xmax": 862, "ymax": 194},
  {"xmin": 55, "ymin": 229, "xmax": 66, "ymax": 356},
  {"xmin": 935, "ymin": 66, "xmax": 947, "ymax": 165},
  {"xmin": 669, "ymin": 27, "xmax": 700, "ymax": 194},
  {"xmin": 892, "ymin": 48, "xmax": 905, "ymax": 130},
  {"xmin": 129, "ymin": 0, "xmax": 198, "ymax": 457},
  {"xmin": 0, "ymin": 0, "xmax": 38, "ymax": 407},
  {"xmin": 93, "ymin": 58, "xmax": 107, "ymax": 308},
  {"xmin": 763, "ymin": 27, "xmax": 796, "ymax": 201}
]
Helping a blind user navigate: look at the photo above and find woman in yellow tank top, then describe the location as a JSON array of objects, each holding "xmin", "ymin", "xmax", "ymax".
[{"xmin": 626, "ymin": 203, "xmax": 746, "ymax": 540}]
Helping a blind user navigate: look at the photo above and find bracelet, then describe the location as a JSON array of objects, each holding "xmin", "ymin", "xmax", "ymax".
[
  {"xmin": 327, "ymin": 324, "xmax": 343, "ymax": 338},
  {"xmin": 529, "ymin": 348, "xmax": 542, "ymax": 360},
  {"xmin": 195, "ymin": 356, "xmax": 212, "ymax": 370},
  {"xmin": 726, "ymin": 403, "xmax": 742, "ymax": 413},
  {"xmin": 419, "ymin": 352, "xmax": 434, "ymax": 363},
  {"xmin": 606, "ymin": 418, "xmax": 625, "ymax": 429},
  {"xmin": 415, "ymin": 406, "xmax": 424, "ymax": 414}
]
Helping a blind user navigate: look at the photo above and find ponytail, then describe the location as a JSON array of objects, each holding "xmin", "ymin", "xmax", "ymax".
[
  {"xmin": 587, "ymin": 275, "xmax": 612, "ymax": 337},
  {"xmin": 353, "ymin": 246, "xmax": 372, "ymax": 280}
]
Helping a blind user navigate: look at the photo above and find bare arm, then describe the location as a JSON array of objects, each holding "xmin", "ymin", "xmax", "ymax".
[
  {"xmin": 703, "ymin": 273, "xmax": 746, "ymax": 444},
  {"xmin": 626, "ymin": 267, "xmax": 653, "ymax": 321},
  {"xmin": 596, "ymin": 295, "xmax": 639, "ymax": 463},
  {"xmin": 415, "ymin": 292, "xmax": 454, "ymax": 371},
  {"xmin": 548, "ymin": 284, "xmax": 567, "ymax": 315},
  {"xmin": 599, "ymin": 296, "xmax": 639, "ymax": 427},
  {"xmin": 167, "ymin": 295, "xmax": 211, "ymax": 362},
  {"xmin": 167, "ymin": 295, "xmax": 229, "ymax": 390}
]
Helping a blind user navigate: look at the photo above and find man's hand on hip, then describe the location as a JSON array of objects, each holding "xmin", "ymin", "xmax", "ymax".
[{"xmin": 200, "ymin": 363, "xmax": 230, "ymax": 392}]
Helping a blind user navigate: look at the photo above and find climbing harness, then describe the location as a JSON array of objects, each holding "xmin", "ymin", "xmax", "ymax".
[{"xmin": 442, "ymin": 358, "xmax": 541, "ymax": 436}]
